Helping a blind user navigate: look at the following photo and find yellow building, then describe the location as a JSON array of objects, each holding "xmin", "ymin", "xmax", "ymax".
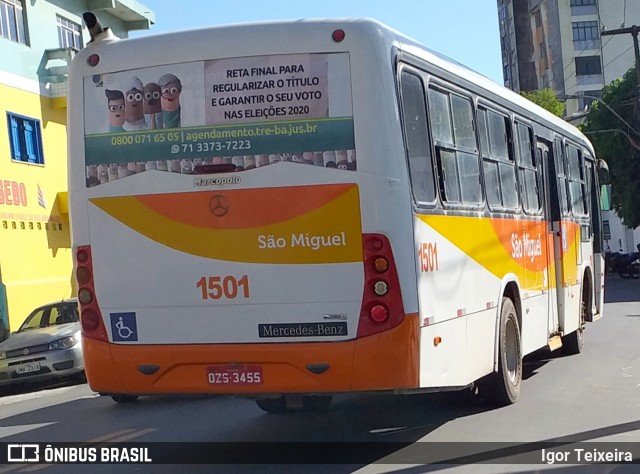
[{"xmin": 0, "ymin": 0, "xmax": 154, "ymax": 338}]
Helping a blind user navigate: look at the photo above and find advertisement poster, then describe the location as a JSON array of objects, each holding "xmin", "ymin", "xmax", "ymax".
[{"xmin": 83, "ymin": 53, "xmax": 355, "ymax": 187}]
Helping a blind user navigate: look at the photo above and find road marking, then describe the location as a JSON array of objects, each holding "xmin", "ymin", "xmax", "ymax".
[
  {"xmin": 85, "ymin": 428, "xmax": 140, "ymax": 442},
  {"xmin": 0, "ymin": 423, "xmax": 56, "ymax": 439},
  {"xmin": 0, "ymin": 386, "xmax": 98, "ymax": 423},
  {"xmin": 0, "ymin": 464, "xmax": 25, "ymax": 473},
  {"xmin": 104, "ymin": 428, "xmax": 156, "ymax": 442}
]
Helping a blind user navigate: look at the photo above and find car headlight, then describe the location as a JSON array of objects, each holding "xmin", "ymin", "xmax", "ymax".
[
  {"xmin": 0, "ymin": 352, "xmax": 5, "ymax": 360},
  {"xmin": 49, "ymin": 336, "xmax": 78, "ymax": 350}
]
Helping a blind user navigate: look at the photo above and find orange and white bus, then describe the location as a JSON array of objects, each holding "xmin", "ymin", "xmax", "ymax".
[{"xmin": 68, "ymin": 14, "xmax": 607, "ymax": 411}]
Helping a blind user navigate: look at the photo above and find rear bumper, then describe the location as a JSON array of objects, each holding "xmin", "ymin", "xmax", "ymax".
[{"xmin": 83, "ymin": 314, "xmax": 419, "ymax": 395}]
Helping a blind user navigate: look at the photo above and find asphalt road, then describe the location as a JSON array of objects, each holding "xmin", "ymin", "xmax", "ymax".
[{"xmin": 0, "ymin": 275, "xmax": 638, "ymax": 473}]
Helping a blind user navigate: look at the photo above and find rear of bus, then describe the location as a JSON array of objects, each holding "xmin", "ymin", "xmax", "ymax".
[{"xmin": 68, "ymin": 18, "xmax": 420, "ymax": 404}]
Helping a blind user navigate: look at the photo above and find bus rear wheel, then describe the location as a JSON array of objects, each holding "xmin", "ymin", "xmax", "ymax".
[
  {"xmin": 484, "ymin": 297, "xmax": 522, "ymax": 405},
  {"xmin": 255, "ymin": 397, "xmax": 287, "ymax": 413},
  {"xmin": 111, "ymin": 394, "xmax": 139, "ymax": 404}
]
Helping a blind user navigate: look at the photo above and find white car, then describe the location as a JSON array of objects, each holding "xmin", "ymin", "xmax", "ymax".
[{"xmin": 0, "ymin": 299, "xmax": 84, "ymax": 387}]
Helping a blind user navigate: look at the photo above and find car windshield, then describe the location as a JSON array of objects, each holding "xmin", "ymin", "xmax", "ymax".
[{"xmin": 18, "ymin": 303, "xmax": 79, "ymax": 332}]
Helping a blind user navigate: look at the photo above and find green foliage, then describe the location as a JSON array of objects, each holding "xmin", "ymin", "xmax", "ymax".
[
  {"xmin": 520, "ymin": 88, "xmax": 565, "ymax": 117},
  {"xmin": 582, "ymin": 67, "xmax": 640, "ymax": 227}
]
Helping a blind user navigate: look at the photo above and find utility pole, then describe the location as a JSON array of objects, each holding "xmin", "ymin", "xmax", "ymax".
[
  {"xmin": 601, "ymin": 25, "xmax": 640, "ymax": 87},
  {"xmin": 601, "ymin": 25, "xmax": 640, "ymax": 137}
]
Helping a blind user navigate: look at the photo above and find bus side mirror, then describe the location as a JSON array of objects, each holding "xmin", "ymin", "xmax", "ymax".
[{"xmin": 597, "ymin": 159, "xmax": 609, "ymax": 184}]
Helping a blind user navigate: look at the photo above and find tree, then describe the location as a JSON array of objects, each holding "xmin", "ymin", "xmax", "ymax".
[
  {"xmin": 520, "ymin": 88, "xmax": 565, "ymax": 117},
  {"xmin": 582, "ymin": 66, "xmax": 640, "ymax": 227}
]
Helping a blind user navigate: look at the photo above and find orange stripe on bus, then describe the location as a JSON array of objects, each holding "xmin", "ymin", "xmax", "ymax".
[{"xmin": 135, "ymin": 184, "xmax": 354, "ymax": 229}]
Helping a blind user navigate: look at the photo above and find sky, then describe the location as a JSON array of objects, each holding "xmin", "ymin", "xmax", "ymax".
[{"xmin": 130, "ymin": 0, "xmax": 504, "ymax": 85}]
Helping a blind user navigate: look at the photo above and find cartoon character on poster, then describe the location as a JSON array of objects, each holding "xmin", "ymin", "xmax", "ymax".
[
  {"xmin": 86, "ymin": 165, "xmax": 99, "ymax": 187},
  {"xmin": 118, "ymin": 163, "xmax": 131, "ymax": 178},
  {"xmin": 123, "ymin": 76, "xmax": 148, "ymax": 131},
  {"xmin": 336, "ymin": 150, "xmax": 348, "ymax": 170},
  {"xmin": 159, "ymin": 73, "xmax": 182, "ymax": 128},
  {"xmin": 180, "ymin": 159, "xmax": 193, "ymax": 173},
  {"xmin": 105, "ymin": 89, "xmax": 125, "ymax": 132},
  {"xmin": 143, "ymin": 82, "xmax": 163, "ymax": 129},
  {"xmin": 97, "ymin": 164, "xmax": 109, "ymax": 184},
  {"xmin": 108, "ymin": 163, "xmax": 119, "ymax": 181}
]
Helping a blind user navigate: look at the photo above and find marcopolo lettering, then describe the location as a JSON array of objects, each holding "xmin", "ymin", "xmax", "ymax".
[
  {"xmin": 258, "ymin": 322, "xmax": 347, "ymax": 338},
  {"xmin": 193, "ymin": 176, "xmax": 241, "ymax": 187}
]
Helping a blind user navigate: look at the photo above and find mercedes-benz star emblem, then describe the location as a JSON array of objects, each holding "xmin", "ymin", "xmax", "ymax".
[{"xmin": 209, "ymin": 194, "xmax": 229, "ymax": 217}]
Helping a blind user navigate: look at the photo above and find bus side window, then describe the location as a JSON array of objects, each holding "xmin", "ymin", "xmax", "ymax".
[
  {"xmin": 515, "ymin": 122, "xmax": 540, "ymax": 213},
  {"xmin": 428, "ymin": 85, "xmax": 481, "ymax": 205},
  {"xmin": 478, "ymin": 106, "xmax": 518, "ymax": 210},
  {"xmin": 399, "ymin": 70, "xmax": 436, "ymax": 204},
  {"xmin": 566, "ymin": 143, "xmax": 588, "ymax": 217}
]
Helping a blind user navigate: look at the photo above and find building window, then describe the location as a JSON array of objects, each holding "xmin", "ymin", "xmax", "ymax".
[
  {"xmin": 603, "ymin": 219, "xmax": 611, "ymax": 241},
  {"xmin": 57, "ymin": 15, "xmax": 82, "ymax": 50},
  {"xmin": 573, "ymin": 21, "xmax": 599, "ymax": 41},
  {"xmin": 7, "ymin": 113, "xmax": 45, "ymax": 165},
  {"xmin": 0, "ymin": 0, "xmax": 26, "ymax": 45},
  {"xmin": 570, "ymin": 0, "xmax": 597, "ymax": 15},
  {"xmin": 575, "ymin": 56, "xmax": 602, "ymax": 76},
  {"xmin": 572, "ymin": 21, "xmax": 600, "ymax": 49},
  {"xmin": 578, "ymin": 90, "xmax": 601, "ymax": 110}
]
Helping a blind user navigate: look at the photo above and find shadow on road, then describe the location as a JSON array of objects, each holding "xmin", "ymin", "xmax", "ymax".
[
  {"xmin": 604, "ymin": 275, "xmax": 640, "ymax": 303},
  {"xmin": 0, "ymin": 374, "xmax": 86, "ymax": 398}
]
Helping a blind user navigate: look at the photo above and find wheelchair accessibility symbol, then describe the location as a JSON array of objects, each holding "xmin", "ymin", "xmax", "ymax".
[{"xmin": 110, "ymin": 312, "xmax": 138, "ymax": 342}]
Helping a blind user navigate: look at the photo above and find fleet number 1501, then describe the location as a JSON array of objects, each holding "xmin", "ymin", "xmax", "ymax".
[
  {"xmin": 418, "ymin": 242, "xmax": 439, "ymax": 272},
  {"xmin": 196, "ymin": 275, "xmax": 250, "ymax": 300}
]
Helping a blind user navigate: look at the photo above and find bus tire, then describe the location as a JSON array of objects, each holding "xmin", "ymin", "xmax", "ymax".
[
  {"xmin": 302, "ymin": 395, "xmax": 332, "ymax": 412},
  {"xmin": 111, "ymin": 394, "xmax": 139, "ymax": 404},
  {"xmin": 485, "ymin": 297, "xmax": 522, "ymax": 405},
  {"xmin": 563, "ymin": 291, "xmax": 587, "ymax": 355},
  {"xmin": 255, "ymin": 397, "xmax": 287, "ymax": 413}
]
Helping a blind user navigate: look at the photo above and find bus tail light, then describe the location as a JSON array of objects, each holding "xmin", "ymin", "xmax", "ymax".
[
  {"xmin": 374, "ymin": 257, "xmax": 389, "ymax": 273},
  {"xmin": 373, "ymin": 280, "xmax": 389, "ymax": 296},
  {"xmin": 357, "ymin": 234, "xmax": 405, "ymax": 338},
  {"xmin": 370, "ymin": 304, "xmax": 389, "ymax": 323},
  {"xmin": 81, "ymin": 309, "xmax": 101, "ymax": 331},
  {"xmin": 75, "ymin": 245, "xmax": 108, "ymax": 342},
  {"xmin": 332, "ymin": 29, "xmax": 346, "ymax": 43}
]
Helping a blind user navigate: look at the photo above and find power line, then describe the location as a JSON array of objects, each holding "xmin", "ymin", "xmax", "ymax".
[
  {"xmin": 603, "ymin": 44, "xmax": 634, "ymax": 70},
  {"xmin": 543, "ymin": 36, "xmax": 613, "ymax": 90},
  {"xmin": 558, "ymin": 1, "xmax": 618, "ymax": 89},
  {"xmin": 601, "ymin": 25, "xmax": 640, "ymax": 87},
  {"xmin": 563, "ymin": 44, "xmax": 633, "ymax": 95}
]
